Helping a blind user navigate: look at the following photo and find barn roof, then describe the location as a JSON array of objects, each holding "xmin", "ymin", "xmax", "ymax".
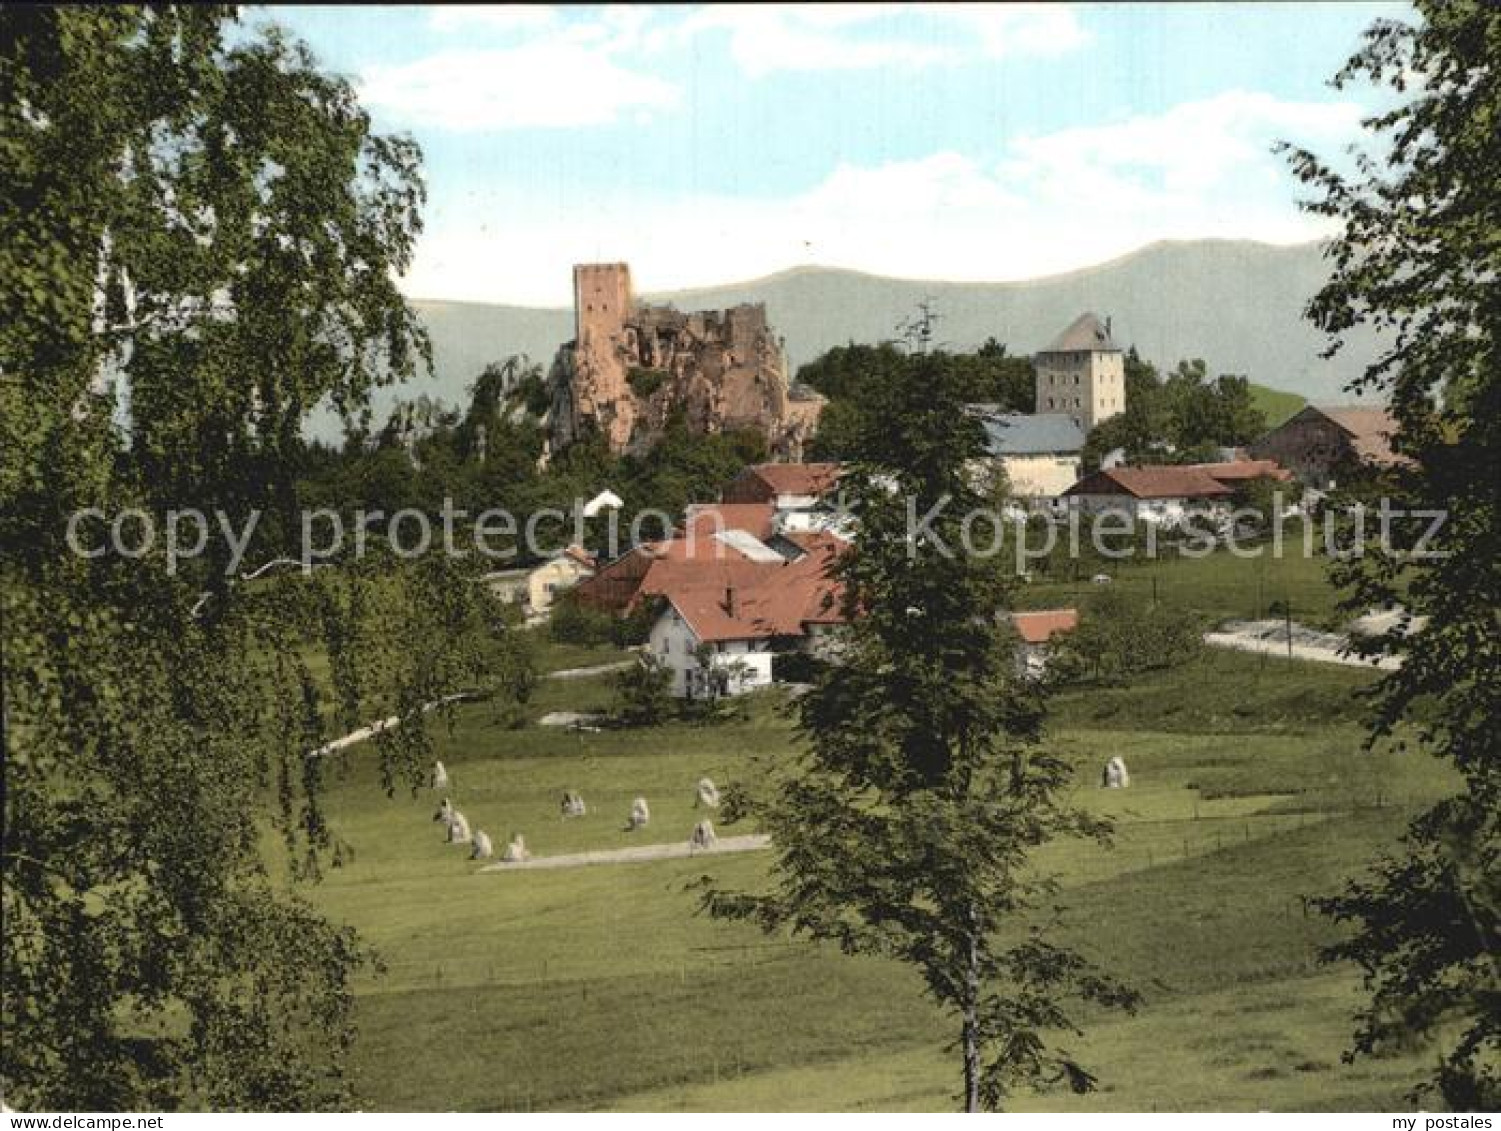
[{"xmin": 1311, "ymin": 405, "xmax": 1403, "ymax": 464}]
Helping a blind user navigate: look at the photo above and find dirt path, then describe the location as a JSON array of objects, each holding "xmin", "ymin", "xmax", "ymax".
[
  {"xmin": 306, "ymin": 657, "xmax": 634, "ymax": 758},
  {"xmin": 306, "ymin": 693, "xmax": 476, "ymax": 759},
  {"xmin": 1204, "ymin": 621, "xmax": 1402, "ymax": 671},
  {"xmin": 543, "ymin": 659, "xmax": 636, "ymax": 681},
  {"xmin": 477, "ymin": 834, "xmax": 771, "ymax": 873}
]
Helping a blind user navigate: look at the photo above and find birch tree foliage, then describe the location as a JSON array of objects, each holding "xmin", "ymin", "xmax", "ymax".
[{"xmin": 1, "ymin": 7, "xmax": 526, "ymax": 1109}]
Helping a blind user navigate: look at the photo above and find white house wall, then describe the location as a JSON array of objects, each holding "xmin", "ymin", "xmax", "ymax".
[
  {"xmin": 528, "ymin": 557, "xmax": 591, "ymax": 613},
  {"xmin": 1066, "ymin": 495, "xmax": 1229, "ymax": 526},
  {"xmin": 1000, "ymin": 454, "xmax": 1082, "ymax": 499},
  {"xmin": 648, "ymin": 607, "xmax": 775, "ymax": 697},
  {"xmin": 774, "ymin": 492, "xmax": 822, "ymax": 511}
]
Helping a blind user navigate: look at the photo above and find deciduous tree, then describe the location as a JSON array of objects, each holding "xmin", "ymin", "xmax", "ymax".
[
  {"xmin": 1, "ymin": 7, "xmax": 528, "ymax": 1109},
  {"xmin": 705, "ymin": 345, "xmax": 1136, "ymax": 1111},
  {"xmin": 1282, "ymin": 0, "xmax": 1500, "ymax": 1108}
]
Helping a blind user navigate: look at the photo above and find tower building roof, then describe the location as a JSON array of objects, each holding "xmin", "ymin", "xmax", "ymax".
[{"xmin": 1040, "ymin": 313, "xmax": 1119, "ymax": 354}]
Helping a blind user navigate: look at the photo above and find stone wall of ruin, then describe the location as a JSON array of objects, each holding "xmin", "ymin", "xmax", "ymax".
[{"xmin": 547, "ymin": 263, "xmax": 822, "ymax": 460}]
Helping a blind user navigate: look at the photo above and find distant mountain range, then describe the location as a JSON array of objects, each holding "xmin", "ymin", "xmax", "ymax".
[{"xmin": 310, "ymin": 239, "xmax": 1382, "ymax": 441}]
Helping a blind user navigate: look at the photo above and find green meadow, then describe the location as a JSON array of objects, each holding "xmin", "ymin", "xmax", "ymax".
[
  {"xmin": 1016, "ymin": 523, "xmax": 1350, "ymax": 629},
  {"xmin": 294, "ymin": 636, "xmax": 1455, "ymax": 1112},
  {"xmin": 1248, "ymin": 382, "xmax": 1308, "ymax": 428}
]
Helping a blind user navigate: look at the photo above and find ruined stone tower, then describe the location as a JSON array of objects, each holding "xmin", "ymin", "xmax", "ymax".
[
  {"xmin": 566, "ymin": 263, "xmax": 636, "ymax": 450},
  {"xmin": 548, "ymin": 263, "xmax": 823, "ymax": 458},
  {"xmin": 1033, "ymin": 312, "xmax": 1125, "ymax": 433}
]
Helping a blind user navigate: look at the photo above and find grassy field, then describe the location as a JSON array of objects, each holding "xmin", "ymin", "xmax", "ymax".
[
  {"xmin": 290, "ymin": 643, "xmax": 1457, "ymax": 1112},
  {"xmin": 1016, "ymin": 531, "xmax": 1348, "ymax": 628},
  {"xmin": 1249, "ymin": 382, "xmax": 1307, "ymax": 428}
]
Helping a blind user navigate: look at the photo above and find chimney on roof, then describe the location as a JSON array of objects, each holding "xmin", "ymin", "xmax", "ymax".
[
  {"xmin": 724, "ymin": 586, "xmax": 736, "ymax": 617},
  {"xmin": 1105, "ymin": 315, "xmax": 1112, "ymax": 339}
]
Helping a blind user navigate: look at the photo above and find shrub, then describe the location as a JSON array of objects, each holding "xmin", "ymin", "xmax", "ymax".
[
  {"xmin": 772, "ymin": 649, "xmax": 825, "ymax": 684},
  {"xmin": 550, "ymin": 592, "xmax": 657, "ymax": 648},
  {"xmin": 1049, "ymin": 588, "xmax": 1204, "ymax": 685},
  {"xmin": 627, "ymin": 367, "xmax": 667, "ymax": 399},
  {"xmin": 611, "ymin": 599, "xmax": 657, "ymax": 647},
  {"xmin": 612, "ymin": 654, "xmax": 675, "ymax": 727},
  {"xmin": 548, "ymin": 593, "xmax": 616, "ymax": 645},
  {"xmin": 680, "ymin": 644, "xmax": 754, "ymax": 724}
]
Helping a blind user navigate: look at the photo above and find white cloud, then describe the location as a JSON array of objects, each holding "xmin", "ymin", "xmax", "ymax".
[
  {"xmin": 358, "ymin": 4, "xmax": 1087, "ymax": 130},
  {"xmin": 359, "ymin": 42, "xmax": 679, "ymax": 132},
  {"xmin": 400, "ymin": 90, "xmax": 1365, "ymax": 304},
  {"xmin": 1005, "ymin": 91, "xmax": 1363, "ymax": 199},
  {"xmin": 359, "ymin": 7, "xmax": 682, "ymax": 131},
  {"xmin": 680, "ymin": 3, "xmax": 1087, "ymax": 77},
  {"xmin": 426, "ymin": 8, "xmax": 560, "ymax": 36},
  {"xmin": 951, "ymin": 3, "xmax": 1091, "ymax": 59}
]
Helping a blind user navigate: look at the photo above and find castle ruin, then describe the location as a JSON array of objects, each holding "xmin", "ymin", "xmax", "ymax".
[{"xmin": 547, "ymin": 263, "xmax": 823, "ymax": 459}]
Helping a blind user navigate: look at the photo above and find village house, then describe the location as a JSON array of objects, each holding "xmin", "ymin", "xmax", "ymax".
[
  {"xmin": 646, "ymin": 534, "xmax": 846, "ymax": 697},
  {"xmin": 573, "ymin": 502, "xmax": 785, "ymax": 613},
  {"xmin": 526, "ymin": 546, "xmax": 597, "ymax": 614},
  {"xmin": 482, "ymin": 568, "xmax": 530, "ymax": 607},
  {"xmin": 1011, "ymin": 608, "xmax": 1080, "ymax": 678},
  {"xmin": 719, "ymin": 461, "xmax": 850, "ymax": 535},
  {"xmin": 1248, "ymin": 404, "xmax": 1404, "ymax": 488},
  {"xmin": 722, "ymin": 461, "xmax": 841, "ymax": 508},
  {"xmin": 1182, "ymin": 458, "xmax": 1293, "ymax": 489},
  {"xmin": 486, "ymin": 545, "xmax": 596, "ymax": 618},
  {"xmin": 1063, "ymin": 466, "xmax": 1233, "ymax": 524},
  {"xmin": 970, "ymin": 411, "xmax": 1086, "ymax": 501},
  {"xmin": 1062, "ymin": 461, "xmax": 1291, "ymax": 524},
  {"xmin": 682, "ymin": 501, "xmax": 777, "ymax": 541},
  {"xmin": 650, "ymin": 593, "xmax": 776, "ymax": 698}
]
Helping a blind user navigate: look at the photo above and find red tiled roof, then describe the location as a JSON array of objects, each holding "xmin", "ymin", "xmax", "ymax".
[
  {"xmin": 726, "ymin": 462, "xmax": 842, "ymax": 502},
  {"xmin": 642, "ymin": 556, "xmax": 781, "ymax": 595},
  {"xmin": 683, "ymin": 502, "xmax": 776, "ymax": 540},
  {"xmin": 574, "ymin": 538, "xmax": 762, "ymax": 611},
  {"xmin": 1064, "ymin": 466, "xmax": 1233, "ymax": 500},
  {"xmin": 1011, "ymin": 608, "xmax": 1079, "ymax": 644},
  {"xmin": 657, "ymin": 534, "xmax": 848, "ymax": 643},
  {"xmin": 1184, "ymin": 459, "xmax": 1293, "ymax": 484}
]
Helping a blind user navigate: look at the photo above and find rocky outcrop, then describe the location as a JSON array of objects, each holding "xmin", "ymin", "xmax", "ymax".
[{"xmin": 547, "ymin": 263, "xmax": 822, "ymax": 459}]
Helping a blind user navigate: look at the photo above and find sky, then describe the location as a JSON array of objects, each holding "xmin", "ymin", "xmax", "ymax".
[{"xmin": 257, "ymin": 3, "xmax": 1410, "ymax": 307}]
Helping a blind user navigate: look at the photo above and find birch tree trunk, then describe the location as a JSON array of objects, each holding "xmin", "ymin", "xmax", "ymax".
[{"xmin": 963, "ymin": 910, "xmax": 982, "ymax": 1113}]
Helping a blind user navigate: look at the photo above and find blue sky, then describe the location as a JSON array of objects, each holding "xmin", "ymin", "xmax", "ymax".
[{"xmin": 256, "ymin": 3, "xmax": 1409, "ymax": 305}]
